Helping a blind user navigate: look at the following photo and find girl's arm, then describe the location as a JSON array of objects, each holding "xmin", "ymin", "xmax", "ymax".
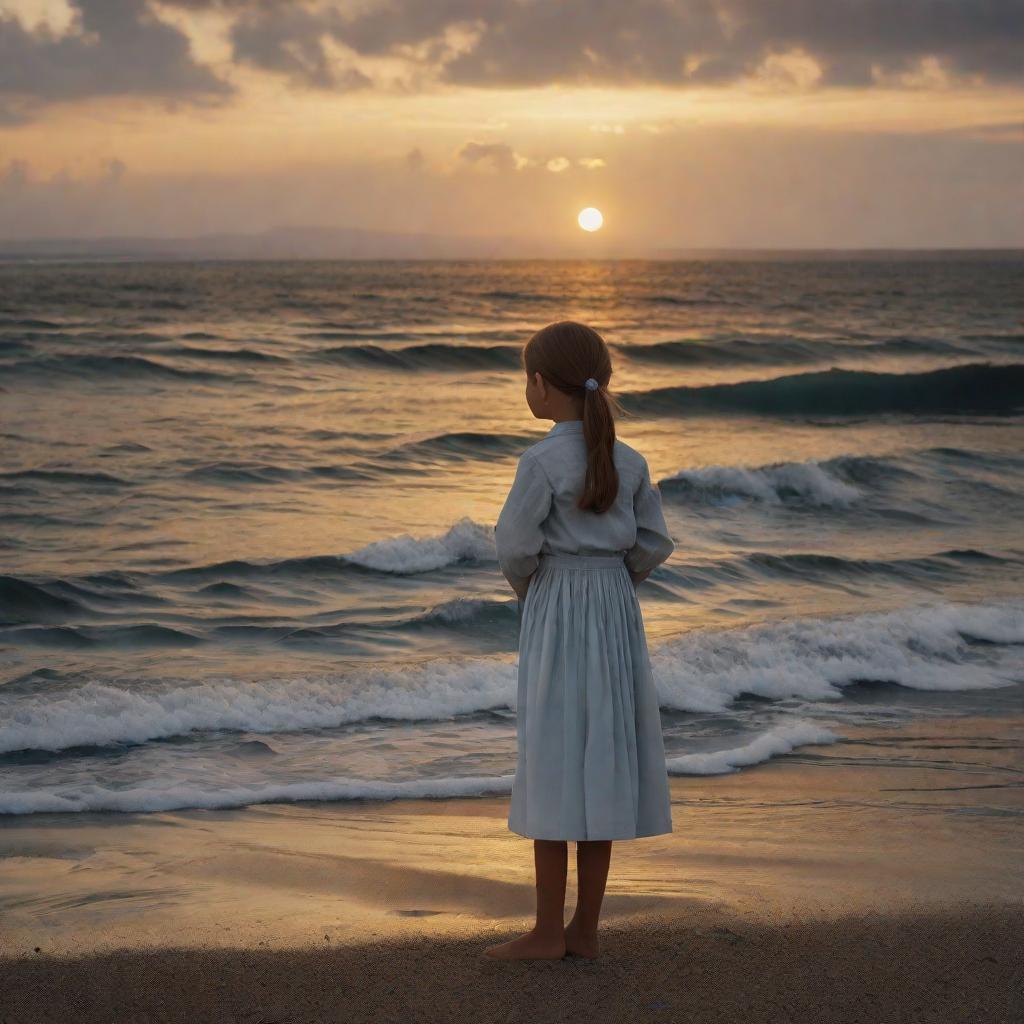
[
  {"xmin": 494, "ymin": 453, "xmax": 552, "ymax": 598},
  {"xmin": 624, "ymin": 456, "xmax": 674, "ymax": 581}
]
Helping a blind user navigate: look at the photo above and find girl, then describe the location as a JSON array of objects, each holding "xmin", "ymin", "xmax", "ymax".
[{"xmin": 484, "ymin": 321, "xmax": 675, "ymax": 962}]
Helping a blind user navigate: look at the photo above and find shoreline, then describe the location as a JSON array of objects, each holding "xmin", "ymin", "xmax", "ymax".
[{"xmin": 1, "ymin": 712, "xmax": 1022, "ymax": 1020}]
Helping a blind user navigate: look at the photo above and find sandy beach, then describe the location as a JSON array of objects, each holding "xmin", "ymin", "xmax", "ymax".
[
  {"xmin": 4, "ymin": 1, "xmax": 1024, "ymax": 1015},
  {"xmin": 2, "ymin": 712, "xmax": 1022, "ymax": 1022}
]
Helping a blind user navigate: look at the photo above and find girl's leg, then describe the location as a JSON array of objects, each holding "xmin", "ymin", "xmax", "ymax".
[
  {"xmin": 483, "ymin": 839, "xmax": 568, "ymax": 960},
  {"xmin": 533, "ymin": 839, "xmax": 569, "ymax": 938},
  {"xmin": 565, "ymin": 839, "xmax": 612, "ymax": 957}
]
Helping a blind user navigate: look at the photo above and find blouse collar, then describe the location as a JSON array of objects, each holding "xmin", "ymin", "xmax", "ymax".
[{"xmin": 546, "ymin": 419, "xmax": 584, "ymax": 437}]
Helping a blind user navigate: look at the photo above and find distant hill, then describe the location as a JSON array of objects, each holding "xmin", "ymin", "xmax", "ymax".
[
  {"xmin": 649, "ymin": 247, "xmax": 1024, "ymax": 261},
  {"xmin": 0, "ymin": 225, "xmax": 633, "ymax": 261},
  {"xmin": 1, "ymin": 227, "xmax": 1018, "ymax": 262}
]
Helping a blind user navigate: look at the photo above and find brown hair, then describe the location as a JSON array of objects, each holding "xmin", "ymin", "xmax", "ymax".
[{"xmin": 523, "ymin": 321, "xmax": 626, "ymax": 514}]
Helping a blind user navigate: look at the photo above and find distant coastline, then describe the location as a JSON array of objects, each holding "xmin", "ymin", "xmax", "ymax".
[{"xmin": 1, "ymin": 226, "xmax": 1022, "ymax": 263}]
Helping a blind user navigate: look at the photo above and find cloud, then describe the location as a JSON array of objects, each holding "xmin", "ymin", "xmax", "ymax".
[
  {"xmin": 1, "ymin": 158, "xmax": 31, "ymax": 189},
  {"xmin": 1, "ymin": 124, "xmax": 1021, "ymax": 247},
  {"xmin": 5, "ymin": 0, "xmax": 1023, "ymax": 130},
  {"xmin": 228, "ymin": 5, "xmax": 371, "ymax": 90},
  {"xmin": 102, "ymin": 157, "xmax": 127, "ymax": 184},
  {"xmin": 22, "ymin": 0, "xmax": 1018, "ymax": 107},
  {"xmin": 436, "ymin": 0, "xmax": 1024, "ymax": 90},
  {"xmin": 456, "ymin": 140, "xmax": 529, "ymax": 172},
  {"xmin": 163, "ymin": 0, "xmax": 1024, "ymax": 92},
  {"xmin": 0, "ymin": 0, "xmax": 231, "ymax": 121},
  {"xmin": 457, "ymin": 144, "xmax": 603, "ymax": 174}
]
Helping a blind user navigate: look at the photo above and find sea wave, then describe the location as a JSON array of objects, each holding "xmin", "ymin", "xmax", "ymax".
[
  {"xmin": 0, "ymin": 773, "xmax": 517, "ymax": 815},
  {"xmin": 1, "ymin": 599, "xmax": 1019, "ymax": 756},
  {"xmin": 658, "ymin": 446, "xmax": 1024, "ymax": 512},
  {"xmin": 375, "ymin": 430, "xmax": 536, "ymax": 464},
  {"xmin": 345, "ymin": 517, "xmax": 496, "ymax": 573},
  {"xmin": 665, "ymin": 721, "xmax": 839, "ymax": 775},
  {"xmin": 162, "ymin": 344, "xmax": 289, "ymax": 364},
  {"xmin": 661, "ymin": 459, "xmax": 864, "ymax": 507},
  {"xmin": 618, "ymin": 335, "xmax": 973, "ymax": 368},
  {"xmin": 412, "ymin": 596, "xmax": 517, "ymax": 627},
  {"xmin": 622, "ymin": 362, "xmax": 1024, "ymax": 417},
  {"xmin": 0, "ymin": 721, "xmax": 844, "ymax": 813},
  {"xmin": 0, "ymin": 657, "xmax": 517, "ymax": 755},
  {"xmin": 314, "ymin": 342, "xmax": 520, "ymax": 371},
  {"xmin": 650, "ymin": 600, "xmax": 1024, "ymax": 714},
  {"xmin": 1, "ymin": 353, "xmax": 232, "ymax": 382},
  {"xmin": 3, "ymin": 547, "xmax": 1008, "ymax": 635},
  {"xmin": 153, "ymin": 517, "xmax": 497, "ymax": 584},
  {"xmin": 180, "ymin": 461, "xmax": 373, "ymax": 485},
  {"xmin": 0, "ymin": 468, "xmax": 130, "ymax": 488}
]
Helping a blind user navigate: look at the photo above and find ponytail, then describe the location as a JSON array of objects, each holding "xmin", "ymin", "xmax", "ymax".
[
  {"xmin": 579, "ymin": 376, "xmax": 619, "ymax": 512},
  {"xmin": 522, "ymin": 321, "xmax": 626, "ymax": 514}
]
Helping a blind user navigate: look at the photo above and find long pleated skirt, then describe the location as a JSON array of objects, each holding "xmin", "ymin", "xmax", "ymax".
[{"xmin": 507, "ymin": 552, "xmax": 674, "ymax": 841}]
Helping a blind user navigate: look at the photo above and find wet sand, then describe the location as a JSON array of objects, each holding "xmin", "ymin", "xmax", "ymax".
[{"xmin": 1, "ymin": 714, "xmax": 1022, "ymax": 1022}]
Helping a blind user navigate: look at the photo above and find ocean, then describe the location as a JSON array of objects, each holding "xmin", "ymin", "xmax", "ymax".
[{"xmin": 1, "ymin": 256, "xmax": 1023, "ymax": 816}]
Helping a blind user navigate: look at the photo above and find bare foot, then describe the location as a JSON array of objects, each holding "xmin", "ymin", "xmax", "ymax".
[
  {"xmin": 563, "ymin": 919, "xmax": 600, "ymax": 959},
  {"xmin": 483, "ymin": 927, "xmax": 566, "ymax": 961}
]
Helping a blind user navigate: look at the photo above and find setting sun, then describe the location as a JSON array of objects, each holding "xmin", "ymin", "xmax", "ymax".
[{"xmin": 577, "ymin": 207, "xmax": 604, "ymax": 232}]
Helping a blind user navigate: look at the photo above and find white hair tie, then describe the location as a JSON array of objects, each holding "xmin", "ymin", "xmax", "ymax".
[{"xmin": 584, "ymin": 377, "xmax": 599, "ymax": 391}]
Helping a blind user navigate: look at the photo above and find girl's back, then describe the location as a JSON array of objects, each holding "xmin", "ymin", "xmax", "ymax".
[{"xmin": 496, "ymin": 419, "xmax": 673, "ymax": 589}]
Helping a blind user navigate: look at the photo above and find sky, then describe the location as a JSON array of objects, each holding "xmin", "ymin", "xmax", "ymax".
[{"xmin": 0, "ymin": 0, "xmax": 1022, "ymax": 249}]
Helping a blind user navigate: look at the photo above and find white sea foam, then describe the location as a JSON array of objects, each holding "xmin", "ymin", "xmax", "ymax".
[
  {"xmin": 346, "ymin": 516, "xmax": 495, "ymax": 573},
  {"xmin": 664, "ymin": 459, "xmax": 863, "ymax": 507},
  {"xmin": 0, "ymin": 723, "xmax": 840, "ymax": 814},
  {"xmin": 649, "ymin": 600, "xmax": 1024, "ymax": 715},
  {"xmin": 665, "ymin": 721, "xmax": 839, "ymax": 775},
  {"xmin": 0, "ymin": 600, "xmax": 1020, "ymax": 757},
  {"xmin": 0, "ymin": 773, "xmax": 516, "ymax": 815},
  {"xmin": 0, "ymin": 658, "xmax": 517, "ymax": 754}
]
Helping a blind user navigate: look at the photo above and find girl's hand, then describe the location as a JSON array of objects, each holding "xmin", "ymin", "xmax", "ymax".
[
  {"xmin": 513, "ymin": 581, "xmax": 530, "ymax": 602},
  {"xmin": 629, "ymin": 568, "xmax": 652, "ymax": 587}
]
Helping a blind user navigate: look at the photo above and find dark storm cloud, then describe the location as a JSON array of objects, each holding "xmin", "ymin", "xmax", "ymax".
[
  {"xmin": 0, "ymin": 0, "xmax": 230, "ymax": 119},
  {"xmin": 424, "ymin": 0, "xmax": 1024, "ymax": 88},
  {"xmin": 229, "ymin": 5, "xmax": 371, "ymax": 89},
  {"xmin": 167, "ymin": 0, "xmax": 1024, "ymax": 90},
  {"xmin": 4, "ymin": 0, "xmax": 1022, "ymax": 123},
  {"xmin": 716, "ymin": 0, "xmax": 1024, "ymax": 88}
]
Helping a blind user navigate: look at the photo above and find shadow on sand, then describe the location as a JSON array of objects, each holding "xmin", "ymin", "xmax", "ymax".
[{"xmin": 2, "ymin": 901, "xmax": 1022, "ymax": 1023}]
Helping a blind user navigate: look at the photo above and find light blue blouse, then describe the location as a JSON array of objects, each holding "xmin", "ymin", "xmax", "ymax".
[{"xmin": 494, "ymin": 419, "xmax": 675, "ymax": 591}]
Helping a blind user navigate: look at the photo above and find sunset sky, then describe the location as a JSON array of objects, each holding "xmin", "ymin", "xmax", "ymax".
[{"xmin": 1, "ymin": 0, "xmax": 1022, "ymax": 248}]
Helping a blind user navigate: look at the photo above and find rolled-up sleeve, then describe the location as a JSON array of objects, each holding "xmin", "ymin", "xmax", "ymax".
[
  {"xmin": 624, "ymin": 457, "xmax": 674, "ymax": 574},
  {"xmin": 494, "ymin": 454, "xmax": 552, "ymax": 590}
]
